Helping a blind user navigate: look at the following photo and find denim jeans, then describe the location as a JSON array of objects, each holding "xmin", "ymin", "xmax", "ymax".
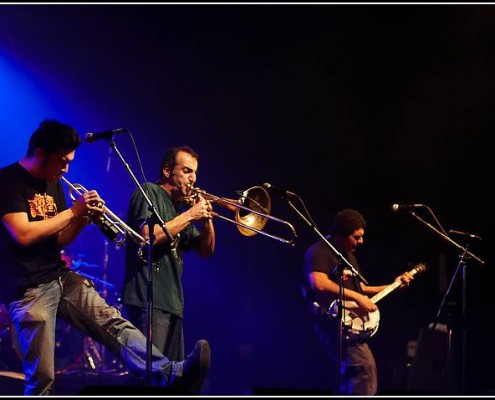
[{"xmin": 8, "ymin": 270, "xmax": 181, "ymax": 395}]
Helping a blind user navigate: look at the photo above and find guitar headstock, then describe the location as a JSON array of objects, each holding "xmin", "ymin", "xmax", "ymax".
[{"xmin": 410, "ymin": 262, "xmax": 428, "ymax": 275}]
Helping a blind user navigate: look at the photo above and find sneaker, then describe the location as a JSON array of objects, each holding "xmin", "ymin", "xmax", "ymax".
[{"xmin": 169, "ymin": 339, "xmax": 211, "ymax": 395}]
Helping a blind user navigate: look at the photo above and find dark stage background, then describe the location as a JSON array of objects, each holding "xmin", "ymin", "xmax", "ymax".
[{"xmin": 0, "ymin": 3, "xmax": 492, "ymax": 395}]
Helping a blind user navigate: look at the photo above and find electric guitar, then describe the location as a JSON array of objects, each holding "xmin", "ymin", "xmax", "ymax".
[{"xmin": 327, "ymin": 263, "xmax": 427, "ymax": 338}]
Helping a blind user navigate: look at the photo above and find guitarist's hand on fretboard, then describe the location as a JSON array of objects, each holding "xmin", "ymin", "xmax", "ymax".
[{"xmin": 395, "ymin": 271, "xmax": 414, "ymax": 288}]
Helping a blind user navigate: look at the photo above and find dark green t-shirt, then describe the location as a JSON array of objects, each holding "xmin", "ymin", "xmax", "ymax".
[{"xmin": 122, "ymin": 182, "xmax": 200, "ymax": 318}]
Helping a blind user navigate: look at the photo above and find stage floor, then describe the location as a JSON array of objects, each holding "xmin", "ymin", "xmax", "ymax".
[{"xmin": 0, "ymin": 369, "xmax": 134, "ymax": 396}]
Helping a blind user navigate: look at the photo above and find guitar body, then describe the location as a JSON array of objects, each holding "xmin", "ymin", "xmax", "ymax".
[
  {"xmin": 327, "ymin": 263, "xmax": 426, "ymax": 339},
  {"xmin": 328, "ymin": 300, "xmax": 380, "ymax": 337}
]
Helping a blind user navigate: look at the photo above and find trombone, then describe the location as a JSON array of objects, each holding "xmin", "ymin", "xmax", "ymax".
[
  {"xmin": 61, "ymin": 176, "xmax": 148, "ymax": 249},
  {"xmin": 185, "ymin": 184, "xmax": 297, "ymax": 246}
]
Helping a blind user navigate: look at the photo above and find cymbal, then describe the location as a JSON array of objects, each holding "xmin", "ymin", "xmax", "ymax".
[
  {"xmin": 77, "ymin": 271, "xmax": 115, "ymax": 289},
  {"xmin": 71, "ymin": 260, "xmax": 100, "ymax": 269}
]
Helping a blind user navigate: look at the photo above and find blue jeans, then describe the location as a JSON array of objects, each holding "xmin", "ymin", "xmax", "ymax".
[{"xmin": 8, "ymin": 270, "xmax": 181, "ymax": 395}]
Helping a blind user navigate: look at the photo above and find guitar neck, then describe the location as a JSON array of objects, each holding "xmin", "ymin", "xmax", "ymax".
[
  {"xmin": 370, "ymin": 279, "xmax": 402, "ymax": 304},
  {"xmin": 369, "ymin": 264, "xmax": 424, "ymax": 304}
]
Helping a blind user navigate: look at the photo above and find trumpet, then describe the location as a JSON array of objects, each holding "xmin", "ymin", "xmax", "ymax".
[
  {"xmin": 184, "ymin": 184, "xmax": 297, "ymax": 246},
  {"xmin": 61, "ymin": 176, "xmax": 148, "ymax": 249}
]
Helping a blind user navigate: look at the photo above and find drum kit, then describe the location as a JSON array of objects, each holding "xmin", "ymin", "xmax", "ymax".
[
  {"xmin": 57, "ymin": 251, "xmax": 128, "ymax": 376},
  {"xmin": 0, "ymin": 304, "xmax": 21, "ymax": 372},
  {"xmin": 0, "ymin": 252, "xmax": 128, "ymax": 377}
]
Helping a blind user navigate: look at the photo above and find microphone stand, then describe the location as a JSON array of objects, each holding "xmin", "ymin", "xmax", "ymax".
[
  {"xmin": 283, "ymin": 193, "xmax": 368, "ymax": 394},
  {"xmin": 105, "ymin": 139, "xmax": 174, "ymax": 386},
  {"xmin": 404, "ymin": 209, "xmax": 484, "ymax": 395}
]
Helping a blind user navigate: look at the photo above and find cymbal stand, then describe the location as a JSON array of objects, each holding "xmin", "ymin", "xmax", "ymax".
[
  {"xmin": 80, "ymin": 240, "xmax": 127, "ymax": 375},
  {"xmin": 57, "ymin": 229, "xmax": 127, "ymax": 375},
  {"xmin": 82, "ymin": 142, "xmax": 128, "ymax": 375},
  {"xmin": 88, "ymin": 240, "xmax": 109, "ymax": 372}
]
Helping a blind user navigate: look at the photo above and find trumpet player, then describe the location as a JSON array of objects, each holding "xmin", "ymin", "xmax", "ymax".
[
  {"xmin": 0, "ymin": 120, "xmax": 211, "ymax": 395},
  {"xmin": 122, "ymin": 145, "xmax": 215, "ymax": 394}
]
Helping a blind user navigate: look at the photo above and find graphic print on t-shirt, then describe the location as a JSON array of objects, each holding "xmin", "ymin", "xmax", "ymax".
[{"xmin": 29, "ymin": 193, "xmax": 58, "ymax": 220}]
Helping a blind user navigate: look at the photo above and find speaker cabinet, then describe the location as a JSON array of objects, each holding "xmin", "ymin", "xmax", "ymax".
[{"xmin": 406, "ymin": 325, "xmax": 458, "ymax": 394}]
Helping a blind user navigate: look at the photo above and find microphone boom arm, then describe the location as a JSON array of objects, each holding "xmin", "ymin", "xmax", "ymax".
[
  {"xmin": 286, "ymin": 195, "xmax": 368, "ymax": 284},
  {"xmin": 407, "ymin": 210, "xmax": 484, "ymax": 265}
]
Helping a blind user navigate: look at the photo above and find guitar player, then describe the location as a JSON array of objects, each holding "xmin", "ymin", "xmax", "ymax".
[{"xmin": 302, "ymin": 208, "xmax": 413, "ymax": 395}]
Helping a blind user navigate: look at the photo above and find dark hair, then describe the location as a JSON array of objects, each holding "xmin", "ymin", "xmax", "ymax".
[
  {"xmin": 328, "ymin": 208, "xmax": 366, "ymax": 237},
  {"xmin": 157, "ymin": 145, "xmax": 198, "ymax": 181},
  {"xmin": 27, "ymin": 119, "xmax": 81, "ymax": 157}
]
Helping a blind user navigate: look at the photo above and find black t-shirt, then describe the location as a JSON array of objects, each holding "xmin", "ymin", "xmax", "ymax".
[
  {"xmin": 302, "ymin": 238, "xmax": 366, "ymax": 311},
  {"xmin": 0, "ymin": 162, "xmax": 68, "ymax": 304}
]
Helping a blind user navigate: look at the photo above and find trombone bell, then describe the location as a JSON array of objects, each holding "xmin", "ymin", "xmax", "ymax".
[
  {"xmin": 187, "ymin": 184, "xmax": 297, "ymax": 245},
  {"xmin": 236, "ymin": 186, "xmax": 271, "ymax": 236}
]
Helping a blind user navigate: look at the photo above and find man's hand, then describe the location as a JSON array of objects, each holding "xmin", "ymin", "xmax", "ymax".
[
  {"xmin": 396, "ymin": 271, "xmax": 414, "ymax": 288},
  {"xmin": 355, "ymin": 294, "xmax": 378, "ymax": 312}
]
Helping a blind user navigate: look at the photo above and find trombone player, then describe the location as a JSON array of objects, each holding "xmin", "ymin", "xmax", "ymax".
[{"xmin": 122, "ymin": 145, "xmax": 215, "ymax": 394}]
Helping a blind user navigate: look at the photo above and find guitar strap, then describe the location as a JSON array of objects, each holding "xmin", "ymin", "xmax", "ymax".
[{"xmin": 336, "ymin": 250, "xmax": 365, "ymax": 294}]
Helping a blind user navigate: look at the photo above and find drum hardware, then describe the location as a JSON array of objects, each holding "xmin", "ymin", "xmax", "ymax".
[
  {"xmin": 54, "ymin": 251, "xmax": 126, "ymax": 377},
  {"xmin": 71, "ymin": 259, "xmax": 100, "ymax": 270},
  {"xmin": 55, "ymin": 310, "xmax": 127, "ymax": 376},
  {"xmin": 77, "ymin": 271, "xmax": 115, "ymax": 290}
]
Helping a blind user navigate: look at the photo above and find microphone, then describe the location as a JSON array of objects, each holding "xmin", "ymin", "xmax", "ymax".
[
  {"xmin": 391, "ymin": 203, "xmax": 424, "ymax": 212},
  {"xmin": 449, "ymin": 229, "xmax": 482, "ymax": 241},
  {"xmin": 263, "ymin": 182, "xmax": 297, "ymax": 198},
  {"xmin": 85, "ymin": 128, "xmax": 127, "ymax": 143}
]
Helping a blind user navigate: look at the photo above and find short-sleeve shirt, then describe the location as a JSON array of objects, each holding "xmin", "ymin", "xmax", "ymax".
[
  {"xmin": 303, "ymin": 237, "xmax": 366, "ymax": 311},
  {"xmin": 122, "ymin": 182, "xmax": 200, "ymax": 318},
  {"xmin": 0, "ymin": 162, "xmax": 68, "ymax": 304}
]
